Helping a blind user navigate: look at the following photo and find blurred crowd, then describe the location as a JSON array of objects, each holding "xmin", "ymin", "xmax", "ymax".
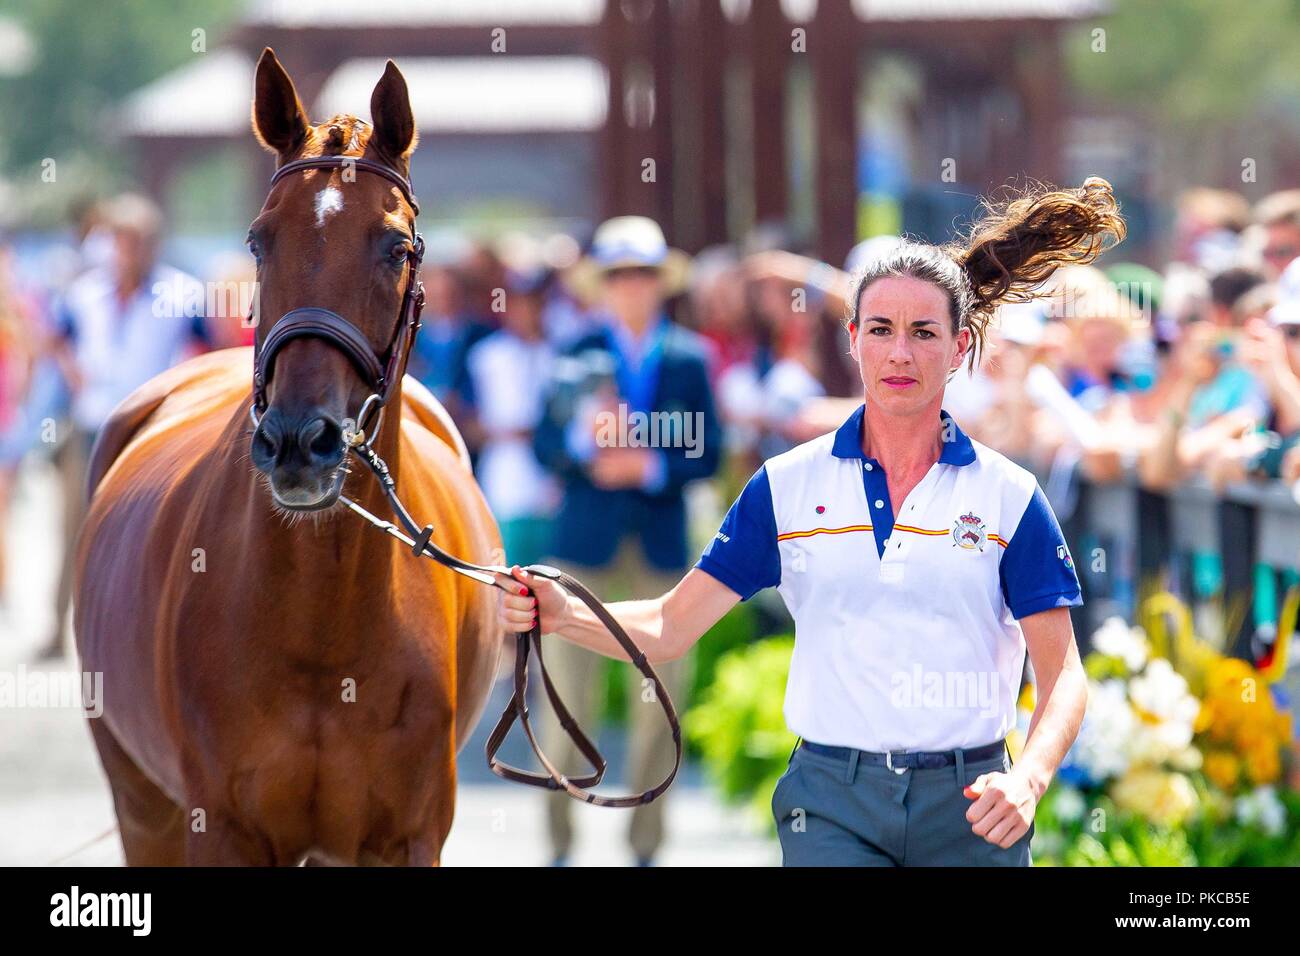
[
  {"xmin": 4, "ymin": 184, "xmax": 1300, "ymax": 864},
  {"xmin": 5, "ymin": 186, "xmax": 1300, "ymax": 639}
]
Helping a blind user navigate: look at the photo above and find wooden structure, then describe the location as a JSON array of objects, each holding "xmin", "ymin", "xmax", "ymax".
[{"xmin": 120, "ymin": 0, "xmax": 1103, "ymax": 262}]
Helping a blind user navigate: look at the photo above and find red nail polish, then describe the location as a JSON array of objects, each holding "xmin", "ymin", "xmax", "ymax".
[{"xmin": 518, "ymin": 587, "xmax": 527, "ymax": 595}]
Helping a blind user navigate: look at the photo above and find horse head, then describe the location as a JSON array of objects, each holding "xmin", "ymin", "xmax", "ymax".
[{"xmin": 247, "ymin": 48, "xmax": 422, "ymax": 512}]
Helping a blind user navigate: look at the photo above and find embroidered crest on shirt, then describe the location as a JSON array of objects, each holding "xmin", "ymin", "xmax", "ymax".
[{"xmin": 952, "ymin": 512, "xmax": 987, "ymax": 551}]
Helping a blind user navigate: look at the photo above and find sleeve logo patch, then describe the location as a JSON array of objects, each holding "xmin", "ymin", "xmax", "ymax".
[{"xmin": 1057, "ymin": 544, "xmax": 1074, "ymax": 569}]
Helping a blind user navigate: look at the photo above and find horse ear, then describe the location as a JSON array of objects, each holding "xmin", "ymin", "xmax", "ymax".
[
  {"xmin": 252, "ymin": 47, "xmax": 309, "ymax": 158},
  {"xmin": 369, "ymin": 60, "xmax": 417, "ymax": 164}
]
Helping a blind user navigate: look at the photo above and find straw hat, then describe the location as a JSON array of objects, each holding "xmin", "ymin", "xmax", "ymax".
[{"xmin": 568, "ymin": 216, "xmax": 691, "ymax": 303}]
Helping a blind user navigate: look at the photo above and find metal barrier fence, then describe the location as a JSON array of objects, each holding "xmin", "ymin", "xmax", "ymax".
[{"xmin": 1047, "ymin": 465, "xmax": 1300, "ymax": 664}]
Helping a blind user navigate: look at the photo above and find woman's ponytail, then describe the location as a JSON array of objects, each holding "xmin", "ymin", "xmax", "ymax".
[
  {"xmin": 845, "ymin": 176, "xmax": 1127, "ymax": 372},
  {"xmin": 953, "ymin": 177, "xmax": 1127, "ymax": 351}
]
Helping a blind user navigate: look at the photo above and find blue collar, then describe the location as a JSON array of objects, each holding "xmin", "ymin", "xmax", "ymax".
[
  {"xmin": 830, "ymin": 403, "xmax": 976, "ymax": 466},
  {"xmin": 604, "ymin": 311, "xmax": 669, "ymax": 362}
]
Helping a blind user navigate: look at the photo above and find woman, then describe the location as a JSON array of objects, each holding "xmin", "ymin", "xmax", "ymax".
[{"xmin": 495, "ymin": 178, "xmax": 1122, "ymax": 866}]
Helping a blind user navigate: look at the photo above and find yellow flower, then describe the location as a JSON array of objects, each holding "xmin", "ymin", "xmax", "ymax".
[
  {"xmin": 1193, "ymin": 701, "xmax": 1215, "ymax": 735},
  {"xmin": 1112, "ymin": 768, "xmax": 1198, "ymax": 827},
  {"xmin": 1244, "ymin": 744, "xmax": 1281, "ymax": 785},
  {"xmin": 1203, "ymin": 751, "xmax": 1239, "ymax": 791}
]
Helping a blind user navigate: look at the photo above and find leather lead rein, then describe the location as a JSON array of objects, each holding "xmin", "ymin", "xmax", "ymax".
[{"xmin": 340, "ymin": 443, "xmax": 682, "ymax": 808}]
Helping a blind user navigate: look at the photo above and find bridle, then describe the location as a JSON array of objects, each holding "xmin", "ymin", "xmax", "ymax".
[
  {"xmin": 249, "ymin": 156, "xmax": 427, "ymax": 447},
  {"xmin": 249, "ymin": 153, "xmax": 681, "ymax": 807}
]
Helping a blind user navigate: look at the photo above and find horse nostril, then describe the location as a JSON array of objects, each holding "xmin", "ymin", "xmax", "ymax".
[
  {"xmin": 301, "ymin": 416, "xmax": 344, "ymax": 463},
  {"xmin": 252, "ymin": 421, "xmax": 280, "ymax": 469}
]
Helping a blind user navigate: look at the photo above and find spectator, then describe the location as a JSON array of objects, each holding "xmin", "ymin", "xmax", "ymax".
[
  {"xmin": 532, "ymin": 215, "xmax": 721, "ymax": 866},
  {"xmin": 1047, "ymin": 265, "xmax": 1145, "ymax": 412},
  {"xmin": 1169, "ymin": 187, "xmax": 1250, "ymax": 272},
  {"xmin": 686, "ymin": 244, "xmax": 752, "ymax": 383},
  {"xmin": 405, "ymin": 247, "xmax": 493, "ymax": 452},
  {"xmin": 1252, "ymin": 189, "xmax": 1300, "ymax": 281},
  {"xmin": 0, "ymin": 234, "xmax": 43, "ymax": 609},
  {"xmin": 462, "ymin": 265, "xmax": 560, "ymax": 568},
  {"xmin": 39, "ymin": 193, "xmax": 209, "ymax": 658},
  {"xmin": 1206, "ymin": 258, "xmax": 1300, "ymax": 488},
  {"xmin": 1137, "ymin": 266, "xmax": 1273, "ymax": 491}
]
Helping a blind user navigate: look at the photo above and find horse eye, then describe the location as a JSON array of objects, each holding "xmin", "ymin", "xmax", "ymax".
[{"xmin": 389, "ymin": 242, "xmax": 409, "ymax": 263}]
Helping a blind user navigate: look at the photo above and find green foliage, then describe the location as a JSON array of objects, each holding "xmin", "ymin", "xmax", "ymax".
[
  {"xmin": 1066, "ymin": 0, "xmax": 1300, "ymax": 128},
  {"xmin": 684, "ymin": 635, "xmax": 797, "ymax": 826},
  {"xmin": 2, "ymin": 0, "xmax": 244, "ymax": 207},
  {"xmin": 1034, "ymin": 780, "xmax": 1300, "ymax": 866},
  {"xmin": 597, "ymin": 598, "xmax": 761, "ymax": 742},
  {"xmin": 687, "ymin": 600, "xmax": 761, "ymax": 705},
  {"xmin": 1066, "ymin": 820, "xmax": 1219, "ymax": 867}
]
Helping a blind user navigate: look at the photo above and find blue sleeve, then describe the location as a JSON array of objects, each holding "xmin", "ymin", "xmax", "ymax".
[
  {"xmin": 639, "ymin": 449, "xmax": 668, "ymax": 492},
  {"xmin": 694, "ymin": 465, "xmax": 781, "ymax": 601},
  {"xmin": 999, "ymin": 484, "xmax": 1083, "ymax": 620}
]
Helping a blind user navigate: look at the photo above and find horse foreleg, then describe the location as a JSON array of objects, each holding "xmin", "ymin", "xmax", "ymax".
[
  {"xmin": 183, "ymin": 808, "xmax": 278, "ymax": 865},
  {"xmin": 87, "ymin": 718, "xmax": 186, "ymax": 866}
]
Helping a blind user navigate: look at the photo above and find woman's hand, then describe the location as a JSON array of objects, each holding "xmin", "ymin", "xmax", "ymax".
[
  {"xmin": 493, "ymin": 565, "xmax": 573, "ymax": 636},
  {"xmin": 964, "ymin": 768, "xmax": 1039, "ymax": 848},
  {"xmin": 1238, "ymin": 320, "xmax": 1288, "ymax": 393}
]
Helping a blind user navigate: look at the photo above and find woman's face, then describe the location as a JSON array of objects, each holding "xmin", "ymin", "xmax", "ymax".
[{"xmin": 849, "ymin": 275, "xmax": 970, "ymax": 415}]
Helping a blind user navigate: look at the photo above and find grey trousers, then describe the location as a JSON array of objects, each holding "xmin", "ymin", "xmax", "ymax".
[{"xmin": 772, "ymin": 741, "xmax": 1035, "ymax": 866}]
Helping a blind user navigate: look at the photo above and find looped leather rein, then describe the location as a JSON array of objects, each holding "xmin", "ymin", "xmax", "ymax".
[{"xmin": 339, "ymin": 444, "xmax": 682, "ymax": 808}]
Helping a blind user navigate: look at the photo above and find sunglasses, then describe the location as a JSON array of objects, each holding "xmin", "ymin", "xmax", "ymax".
[{"xmin": 605, "ymin": 266, "xmax": 661, "ymax": 281}]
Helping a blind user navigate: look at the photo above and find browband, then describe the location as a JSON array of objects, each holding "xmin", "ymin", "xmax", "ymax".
[{"xmin": 270, "ymin": 156, "xmax": 420, "ymax": 215}]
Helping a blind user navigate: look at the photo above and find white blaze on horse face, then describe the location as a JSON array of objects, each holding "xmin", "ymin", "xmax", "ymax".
[{"xmin": 314, "ymin": 187, "xmax": 344, "ymax": 228}]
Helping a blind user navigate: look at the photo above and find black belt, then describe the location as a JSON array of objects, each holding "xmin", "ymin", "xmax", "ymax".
[{"xmin": 799, "ymin": 738, "xmax": 1007, "ymax": 771}]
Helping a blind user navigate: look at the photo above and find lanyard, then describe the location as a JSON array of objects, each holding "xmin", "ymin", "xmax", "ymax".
[{"xmin": 607, "ymin": 315, "xmax": 668, "ymax": 414}]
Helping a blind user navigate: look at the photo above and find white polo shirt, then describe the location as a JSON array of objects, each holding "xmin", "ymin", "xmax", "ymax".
[
  {"xmin": 695, "ymin": 402, "xmax": 1082, "ymax": 754},
  {"xmin": 59, "ymin": 264, "xmax": 204, "ymax": 432}
]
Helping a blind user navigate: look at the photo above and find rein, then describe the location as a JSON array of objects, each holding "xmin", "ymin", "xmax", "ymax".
[{"xmin": 252, "ymin": 153, "xmax": 681, "ymax": 807}]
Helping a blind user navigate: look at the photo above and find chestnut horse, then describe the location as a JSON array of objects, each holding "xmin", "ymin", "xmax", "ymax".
[{"xmin": 74, "ymin": 50, "xmax": 503, "ymax": 865}]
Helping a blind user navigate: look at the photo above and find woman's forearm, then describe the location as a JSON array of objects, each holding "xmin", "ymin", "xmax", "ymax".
[
  {"xmin": 553, "ymin": 595, "xmax": 675, "ymax": 664},
  {"xmin": 1017, "ymin": 662, "xmax": 1088, "ymax": 800}
]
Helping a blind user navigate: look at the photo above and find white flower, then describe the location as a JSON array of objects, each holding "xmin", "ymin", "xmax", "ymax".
[
  {"xmin": 1069, "ymin": 679, "xmax": 1135, "ymax": 781},
  {"xmin": 1234, "ymin": 786, "xmax": 1286, "ymax": 837},
  {"xmin": 1091, "ymin": 616, "xmax": 1149, "ymax": 671},
  {"xmin": 1053, "ymin": 785, "xmax": 1086, "ymax": 823},
  {"xmin": 1125, "ymin": 658, "xmax": 1200, "ymax": 768},
  {"xmin": 1129, "ymin": 718, "xmax": 1196, "ymax": 767},
  {"xmin": 1130, "ymin": 658, "xmax": 1199, "ymax": 725}
]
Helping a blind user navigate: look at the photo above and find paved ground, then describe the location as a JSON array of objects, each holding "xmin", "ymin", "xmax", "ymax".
[{"xmin": 0, "ymin": 457, "xmax": 778, "ymax": 867}]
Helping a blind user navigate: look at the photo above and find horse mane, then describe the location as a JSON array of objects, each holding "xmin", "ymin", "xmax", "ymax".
[{"xmin": 314, "ymin": 115, "xmax": 372, "ymax": 156}]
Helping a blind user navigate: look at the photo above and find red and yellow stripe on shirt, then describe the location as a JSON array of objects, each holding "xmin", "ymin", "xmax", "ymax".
[{"xmin": 777, "ymin": 524, "xmax": 1008, "ymax": 547}]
